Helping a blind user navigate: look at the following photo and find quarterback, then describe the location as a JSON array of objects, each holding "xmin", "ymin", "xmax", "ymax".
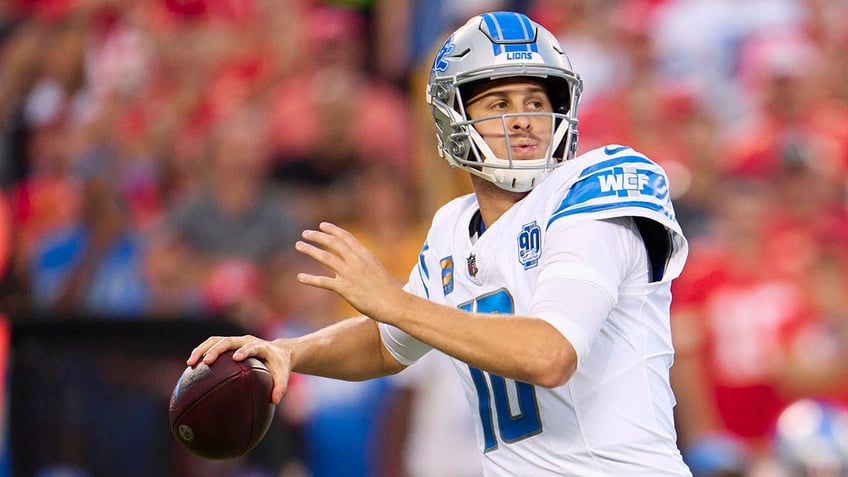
[{"xmin": 189, "ymin": 11, "xmax": 692, "ymax": 476}]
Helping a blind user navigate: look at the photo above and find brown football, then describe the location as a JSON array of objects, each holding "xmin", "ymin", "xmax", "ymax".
[{"xmin": 169, "ymin": 350, "xmax": 276, "ymax": 459}]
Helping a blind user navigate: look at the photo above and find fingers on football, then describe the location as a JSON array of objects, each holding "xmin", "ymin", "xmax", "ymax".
[
  {"xmin": 231, "ymin": 340, "xmax": 292, "ymax": 404},
  {"xmin": 189, "ymin": 336, "xmax": 292, "ymax": 404},
  {"xmin": 187, "ymin": 335, "xmax": 251, "ymax": 366},
  {"xmin": 187, "ymin": 335, "xmax": 226, "ymax": 366}
]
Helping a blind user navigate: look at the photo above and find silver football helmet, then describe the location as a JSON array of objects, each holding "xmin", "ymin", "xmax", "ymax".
[{"xmin": 427, "ymin": 11, "xmax": 582, "ymax": 193}]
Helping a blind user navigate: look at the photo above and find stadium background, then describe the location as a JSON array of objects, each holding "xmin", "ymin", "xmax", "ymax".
[{"xmin": 0, "ymin": 0, "xmax": 846, "ymax": 476}]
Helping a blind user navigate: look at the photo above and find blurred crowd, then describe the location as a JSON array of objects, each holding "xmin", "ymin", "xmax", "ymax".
[{"xmin": 0, "ymin": 0, "xmax": 847, "ymax": 476}]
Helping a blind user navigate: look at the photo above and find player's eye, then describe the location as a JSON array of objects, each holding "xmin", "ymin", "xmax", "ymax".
[{"xmin": 526, "ymin": 99, "xmax": 545, "ymax": 110}]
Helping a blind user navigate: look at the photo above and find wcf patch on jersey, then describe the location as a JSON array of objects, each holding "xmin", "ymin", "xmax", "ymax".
[
  {"xmin": 518, "ymin": 221, "xmax": 542, "ymax": 270},
  {"xmin": 440, "ymin": 256, "xmax": 454, "ymax": 295}
]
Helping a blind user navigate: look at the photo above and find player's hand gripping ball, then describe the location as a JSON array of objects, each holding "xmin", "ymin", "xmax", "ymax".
[{"xmin": 169, "ymin": 350, "xmax": 276, "ymax": 459}]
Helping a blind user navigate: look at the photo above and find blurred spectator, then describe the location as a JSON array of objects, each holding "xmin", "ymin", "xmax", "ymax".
[
  {"xmin": 0, "ymin": 18, "xmax": 43, "ymax": 189},
  {"xmin": 28, "ymin": 145, "xmax": 151, "ymax": 317},
  {"xmin": 6, "ymin": 15, "xmax": 87, "ymax": 267},
  {"xmin": 670, "ymin": 178, "xmax": 834, "ymax": 475},
  {"xmin": 671, "ymin": 179, "xmax": 780, "ymax": 468},
  {"xmin": 0, "ymin": 188, "xmax": 14, "ymax": 313},
  {"xmin": 575, "ymin": 1, "xmax": 688, "ymax": 165},
  {"xmin": 282, "ymin": 349, "xmax": 394, "ymax": 477},
  {"xmin": 657, "ymin": 88, "xmax": 726, "ymax": 241},
  {"xmin": 143, "ymin": 0, "xmax": 296, "ymax": 202},
  {"xmin": 726, "ymin": 29, "xmax": 847, "ymax": 190},
  {"xmin": 145, "ymin": 103, "xmax": 301, "ymax": 320},
  {"xmin": 650, "ymin": 0, "xmax": 806, "ymax": 125},
  {"xmin": 0, "ymin": 190, "xmax": 10, "ymax": 281},
  {"xmin": 777, "ymin": 243, "xmax": 848, "ymax": 405},
  {"xmin": 268, "ymin": 3, "xmax": 412, "ymax": 225},
  {"xmin": 812, "ymin": 0, "xmax": 848, "ymax": 114}
]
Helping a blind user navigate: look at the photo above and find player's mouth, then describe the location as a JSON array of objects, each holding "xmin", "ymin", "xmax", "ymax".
[{"xmin": 509, "ymin": 139, "xmax": 542, "ymax": 158}]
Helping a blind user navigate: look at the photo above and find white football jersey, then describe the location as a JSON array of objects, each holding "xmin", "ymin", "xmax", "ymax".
[{"xmin": 380, "ymin": 145, "xmax": 691, "ymax": 476}]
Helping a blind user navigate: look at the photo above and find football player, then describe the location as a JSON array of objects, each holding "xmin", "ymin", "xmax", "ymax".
[{"xmin": 189, "ymin": 11, "xmax": 691, "ymax": 476}]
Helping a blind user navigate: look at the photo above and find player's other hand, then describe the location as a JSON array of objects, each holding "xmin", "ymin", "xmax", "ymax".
[
  {"xmin": 295, "ymin": 222, "xmax": 404, "ymax": 319},
  {"xmin": 186, "ymin": 335, "xmax": 292, "ymax": 404}
]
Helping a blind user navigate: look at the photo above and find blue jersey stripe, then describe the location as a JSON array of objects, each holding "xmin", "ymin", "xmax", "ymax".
[
  {"xmin": 547, "ymin": 200, "xmax": 672, "ymax": 229},
  {"xmin": 417, "ymin": 242, "xmax": 430, "ymax": 298}
]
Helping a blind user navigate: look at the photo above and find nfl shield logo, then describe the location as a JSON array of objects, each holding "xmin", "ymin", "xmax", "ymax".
[{"xmin": 466, "ymin": 253, "xmax": 479, "ymax": 277}]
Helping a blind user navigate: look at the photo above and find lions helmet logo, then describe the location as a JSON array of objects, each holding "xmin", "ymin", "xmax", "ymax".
[{"xmin": 433, "ymin": 36, "xmax": 455, "ymax": 73}]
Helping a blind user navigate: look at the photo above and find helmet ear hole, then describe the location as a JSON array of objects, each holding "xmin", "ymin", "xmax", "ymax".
[
  {"xmin": 450, "ymin": 139, "xmax": 467, "ymax": 157},
  {"xmin": 436, "ymin": 84, "xmax": 451, "ymax": 102}
]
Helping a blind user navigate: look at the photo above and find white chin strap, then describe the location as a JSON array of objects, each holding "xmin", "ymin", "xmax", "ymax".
[{"xmin": 482, "ymin": 157, "xmax": 549, "ymax": 192}]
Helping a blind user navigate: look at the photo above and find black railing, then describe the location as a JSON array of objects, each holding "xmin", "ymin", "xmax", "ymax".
[{"xmin": 8, "ymin": 317, "xmax": 301, "ymax": 477}]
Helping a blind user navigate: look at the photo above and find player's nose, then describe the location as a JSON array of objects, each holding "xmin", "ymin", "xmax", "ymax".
[{"xmin": 509, "ymin": 114, "xmax": 532, "ymax": 131}]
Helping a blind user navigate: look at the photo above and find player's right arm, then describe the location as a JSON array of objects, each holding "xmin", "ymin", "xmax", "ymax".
[{"xmin": 186, "ymin": 316, "xmax": 406, "ymax": 404}]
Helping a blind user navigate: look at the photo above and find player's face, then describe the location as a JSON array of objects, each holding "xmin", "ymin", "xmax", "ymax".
[{"xmin": 464, "ymin": 78, "xmax": 554, "ymax": 161}]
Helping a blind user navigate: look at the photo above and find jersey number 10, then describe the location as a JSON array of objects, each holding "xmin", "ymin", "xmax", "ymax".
[{"xmin": 460, "ymin": 289, "xmax": 543, "ymax": 452}]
